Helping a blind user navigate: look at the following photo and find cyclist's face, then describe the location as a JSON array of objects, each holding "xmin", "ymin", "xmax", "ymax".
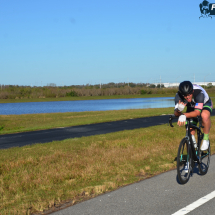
[{"xmin": 184, "ymin": 92, "xmax": 193, "ymax": 102}]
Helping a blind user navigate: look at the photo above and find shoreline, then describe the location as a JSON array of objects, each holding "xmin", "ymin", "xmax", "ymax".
[{"xmin": 0, "ymin": 94, "xmax": 175, "ymax": 103}]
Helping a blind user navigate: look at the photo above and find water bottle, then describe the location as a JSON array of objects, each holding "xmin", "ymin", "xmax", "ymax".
[{"xmin": 192, "ymin": 135, "xmax": 197, "ymax": 149}]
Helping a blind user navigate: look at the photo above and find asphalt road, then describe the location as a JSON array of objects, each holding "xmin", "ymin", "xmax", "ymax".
[
  {"xmin": 52, "ymin": 155, "xmax": 215, "ymax": 215},
  {"xmin": 1, "ymin": 109, "xmax": 215, "ymax": 149}
]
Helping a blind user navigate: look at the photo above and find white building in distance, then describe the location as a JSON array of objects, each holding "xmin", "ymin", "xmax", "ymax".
[{"xmin": 162, "ymin": 82, "xmax": 215, "ymax": 88}]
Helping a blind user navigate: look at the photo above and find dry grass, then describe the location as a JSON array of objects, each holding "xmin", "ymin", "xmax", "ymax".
[{"xmin": 0, "ymin": 116, "xmax": 215, "ymax": 214}]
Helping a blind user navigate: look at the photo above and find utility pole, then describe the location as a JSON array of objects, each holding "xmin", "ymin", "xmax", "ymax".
[{"xmin": 160, "ymin": 76, "xmax": 161, "ymax": 88}]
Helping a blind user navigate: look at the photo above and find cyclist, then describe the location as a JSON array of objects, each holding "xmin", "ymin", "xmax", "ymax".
[{"xmin": 174, "ymin": 81, "xmax": 213, "ymax": 153}]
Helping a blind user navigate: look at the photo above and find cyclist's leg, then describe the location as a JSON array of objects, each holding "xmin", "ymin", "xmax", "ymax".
[
  {"xmin": 200, "ymin": 99, "xmax": 213, "ymax": 150},
  {"xmin": 201, "ymin": 109, "xmax": 211, "ymax": 134},
  {"xmin": 201, "ymin": 99, "xmax": 213, "ymax": 134}
]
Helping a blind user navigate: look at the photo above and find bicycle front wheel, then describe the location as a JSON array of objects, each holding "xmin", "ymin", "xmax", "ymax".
[
  {"xmin": 177, "ymin": 138, "xmax": 191, "ymax": 184},
  {"xmin": 198, "ymin": 140, "xmax": 210, "ymax": 175}
]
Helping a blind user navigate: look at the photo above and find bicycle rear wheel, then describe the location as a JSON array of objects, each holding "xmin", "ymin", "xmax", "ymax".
[
  {"xmin": 198, "ymin": 140, "xmax": 210, "ymax": 175},
  {"xmin": 177, "ymin": 138, "xmax": 191, "ymax": 184}
]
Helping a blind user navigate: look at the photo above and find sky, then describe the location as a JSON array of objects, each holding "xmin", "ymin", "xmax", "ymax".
[{"xmin": 0, "ymin": 0, "xmax": 215, "ymax": 86}]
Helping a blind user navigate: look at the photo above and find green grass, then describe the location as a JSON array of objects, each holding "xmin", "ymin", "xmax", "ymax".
[{"xmin": 0, "ymin": 116, "xmax": 214, "ymax": 214}]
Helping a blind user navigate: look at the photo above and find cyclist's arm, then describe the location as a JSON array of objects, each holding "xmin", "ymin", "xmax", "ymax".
[
  {"xmin": 174, "ymin": 94, "xmax": 187, "ymax": 117},
  {"xmin": 184, "ymin": 109, "xmax": 201, "ymax": 118},
  {"xmin": 174, "ymin": 110, "xmax": 182, "ymax": 117},
  {"xmin": 184, "ymin": 92, "xmax": 204, "ymax": 118}
]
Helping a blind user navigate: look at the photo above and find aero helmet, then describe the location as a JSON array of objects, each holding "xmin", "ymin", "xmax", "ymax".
[{"xmin": 178, "ymin": 81, "xmax": 193, "ymax": 96}]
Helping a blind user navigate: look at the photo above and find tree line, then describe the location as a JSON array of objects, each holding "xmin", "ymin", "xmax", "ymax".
[{"xmin": 0, "ymin": 83, "xmax": 214, "ymax": 99}]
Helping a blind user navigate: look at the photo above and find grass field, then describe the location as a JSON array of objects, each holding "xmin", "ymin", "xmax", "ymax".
[{"xmin": 0, "ymin": 116, "xmax": 214, "ymax": 214}]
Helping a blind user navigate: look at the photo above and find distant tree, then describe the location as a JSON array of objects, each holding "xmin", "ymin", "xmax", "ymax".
[
  {"xmin": 129, "ymin": 83, "xmax": 136, "ymax": 88},
  {"xmin": 47, "ymin": 83, "xmax": 56, "ymax": 87},
  {"xmin": 156, "ymin": 84, "xmax": 165, "ymax": 88},
  {"xmin": 207, "ymin": 83, "xmax": 213, "ymax": 88},
  {"xmin": 148, "ymin": 84, "xmax": 156, "ymax": 88}
]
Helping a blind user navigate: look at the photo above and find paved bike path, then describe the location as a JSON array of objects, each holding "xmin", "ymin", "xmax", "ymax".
[{"xmin": 1, "ymin": 109, "xmax": 215, "ymax": 149}]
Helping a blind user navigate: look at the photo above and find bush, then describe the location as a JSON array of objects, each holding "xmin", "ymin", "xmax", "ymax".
[
  {"xmin": 207, "ymin": 83, "xmax": 213, "ymax": 88},
  {"xmin": 0, "ymin": 92, "xmax": 9, "ymax": 99},
  {"xmin": 66, "ymin": 90, "xmax": 78, "ymax": 97},
  {"xmin": 140, "ymin": 89, "xmax": 147, "ymax": 95}
]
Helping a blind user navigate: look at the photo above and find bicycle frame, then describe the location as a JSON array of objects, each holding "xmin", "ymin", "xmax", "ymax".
[
  {"xmin": 169, "ymin": 115, "xmax": 204, "ymax": 164},
  {"xmin": 185, "ymin": 118, "xmax": 203, "ymax": 164}
]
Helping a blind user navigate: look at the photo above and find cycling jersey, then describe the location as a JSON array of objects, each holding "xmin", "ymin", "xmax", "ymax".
[{"xmin": 175, "ymin": 84, "xmax": 213, "ymax": 113}]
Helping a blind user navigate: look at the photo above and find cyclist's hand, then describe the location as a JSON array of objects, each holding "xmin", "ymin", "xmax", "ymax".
[
  {"xmin": 177, "ymin": 100, "xmax": 186, "ymax": 112},
  {"xmin": 177, "ymin": 115, "xmax": 186, "ymax": 126}
]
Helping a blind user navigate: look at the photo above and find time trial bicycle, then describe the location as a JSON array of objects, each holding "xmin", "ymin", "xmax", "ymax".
[{"xmin": 169, "ymin": 115, "xmax": 210, "ymax": 184}]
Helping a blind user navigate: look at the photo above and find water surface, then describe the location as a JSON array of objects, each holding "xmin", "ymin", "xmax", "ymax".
[{"xmin": 0, "ymin": 97, "xmax": 174, "ymax": 115}]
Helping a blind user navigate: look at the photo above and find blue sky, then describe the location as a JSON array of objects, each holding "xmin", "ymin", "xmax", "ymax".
[{"xmin": 0, "ymin": 0, "xmax": 214, "ymax": 86}]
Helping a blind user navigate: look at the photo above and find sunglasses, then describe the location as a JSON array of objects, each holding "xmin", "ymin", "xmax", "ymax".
[{"xmin": 183, "ymin": 93, "xmax": 192, "ymax": 97}]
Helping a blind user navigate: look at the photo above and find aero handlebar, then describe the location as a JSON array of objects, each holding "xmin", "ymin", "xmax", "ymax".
[{"xmin": 168, "ymin": 115, "xmax": 204, "ymax": 128}]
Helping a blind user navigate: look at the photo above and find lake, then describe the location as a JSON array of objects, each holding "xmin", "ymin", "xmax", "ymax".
[{"xmin": 0, "ymin": 97, "xmax": 174, "ymax": 115}]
